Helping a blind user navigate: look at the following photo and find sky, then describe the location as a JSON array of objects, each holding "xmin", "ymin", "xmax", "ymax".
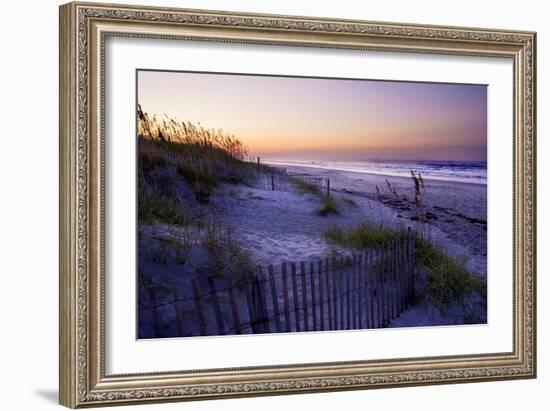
[{"xmin": 137, "ymin": 70, "xmax": 487, "ymax": 162}]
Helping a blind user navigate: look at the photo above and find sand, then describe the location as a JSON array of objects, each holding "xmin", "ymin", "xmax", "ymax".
[
  {"xmin": 138, "ymin": 163, "xmax": 487, "ymax": 336},
  {"xmin": 213, "ymin": 164, "xmax": 487, "ymax": 278}
]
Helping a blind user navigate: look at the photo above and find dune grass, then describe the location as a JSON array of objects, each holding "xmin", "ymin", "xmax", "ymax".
[
  {"xmin": 138, "ymin": 105, "xmax": 266, "ymax": 203},
  {"xmin": 138, "ymin": 185, "xmax": 188, "ymax": 226},
  {"xmin": 138, "ymin": 104, "xmax": 249, "ymax": 160},
  {"xmin": 324, "ymin": 222, "xmax": 485, "ymax": 309},
  {"xmin": 415, "ymin": 238, "xmax": 486, "ymax": 310},
  {"xmin": 290, "ymin": 177, "xmax": 322, "ymax": 196},
  {"xmin": 318, "ymin": 195, "xmax": 340, "ymax": 216},
  {"xmin": 324, "ymin": 221, "xmax": 405, "ymax": 248}
]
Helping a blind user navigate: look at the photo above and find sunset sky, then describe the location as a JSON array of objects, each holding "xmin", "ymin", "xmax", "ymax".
[{"xmin": 137, "ymin": 70, "xmax": 487, "ymax": 162}]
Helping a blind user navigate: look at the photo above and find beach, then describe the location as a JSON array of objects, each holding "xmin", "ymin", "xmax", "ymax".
[{"xmin": 214, "ymin": 163, "xmax": 487, "ymax": 278}]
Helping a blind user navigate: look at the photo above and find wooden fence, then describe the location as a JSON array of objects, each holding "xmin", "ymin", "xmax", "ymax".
[{"xmin": 139, "ymin": 234, "xmax": 416, "ymax": 338}]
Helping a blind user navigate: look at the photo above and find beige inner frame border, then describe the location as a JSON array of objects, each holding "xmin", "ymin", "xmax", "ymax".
[{"xmin": 60, "ymin": 2, "xmax": 535, "ymax": 407}]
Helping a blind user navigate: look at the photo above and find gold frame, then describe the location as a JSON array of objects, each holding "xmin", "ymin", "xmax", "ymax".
[{"xmin": 59, "ymin": 1, "xmax": 537, "ymax": 408}]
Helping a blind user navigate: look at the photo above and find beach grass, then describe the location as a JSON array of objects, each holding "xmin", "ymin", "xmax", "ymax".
[
  {"xmin": 290, "ymin": 177, "xmax": 322, "ymax": 196},
  {"xmin": 318, "ymin": 195, "xmax": 340, "ymax": 216},
  {"xmin": 324, "ymin": 222, "xmax": 485, "ymax": 309},
  {"xmin": 416, "ymin": 238, "xmax": 486, "ymax": 310},
  {"xmin": 324, "ymin": 221, "xmax": 404, "ymax": 248},
  {"xmin": 137, "ymin": 105, "xmax": 274, "ymax": 202},
  {"xmin": 138, "ymin": 185, "xmax": 188, "ymax": 226}
]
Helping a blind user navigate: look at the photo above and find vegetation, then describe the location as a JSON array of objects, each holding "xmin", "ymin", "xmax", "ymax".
[
  {"xmin": 290, "ymin": 177, "xmax": 322, "ymax": 196},
  {"xmin": 138, "ymin": 185, "xmax": 188, "ymax": 226},
  {"xmin": 200, "ymin": 220, "xmax": 255, "ymax": 283},
  {"xmin": 138, "ymin": 104, "xmax": 249, "ymax": 160},
  {"xmin": 415, "ymin": 238, "xmax": 486, "ymax": 310},
  {"xmin": 138, "ymin": 105, "xmax": 264, "ymax": 203},
  {"xmin": 324, "ymin": 222, "xmax": 485, "ymax": 310},
  {"xmin": 318, "ymin": 195, "xmax": 340, "ymax": 216},
  {"xmin": 324, "ymin": 221, "xmax": 405, "ymax": 249}
]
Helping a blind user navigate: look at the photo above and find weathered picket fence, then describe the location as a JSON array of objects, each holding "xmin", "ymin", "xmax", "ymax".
[{"xmin": 139, "ymin": 234, "xmax": 416, "ymax": 338}]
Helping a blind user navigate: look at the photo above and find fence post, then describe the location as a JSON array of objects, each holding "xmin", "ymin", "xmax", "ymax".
[
  {"xmin": 191, "ymin": 278, "xmax": 207, "ymax": 336},
  {"xmin": 282, "ymin": 263, "xmax": 291, "ymax": 332},
  {"xmin": 300, "ymin": 262, "xmax": 309, "ymax": 332},
  {"xmin": 207, "ymin": 275, "xmax": 226, "ymax": 335},
  {"xmin": 367, "ymin": 250, "xmax": 374, "ymax": 328},
  {"xmin": 291, "ymin": 263, "xmax": 301, "ymax": 332},
  {"xmin": 268, "ymin": 265, "xmax": 282, "ymax": 333},
  {"xmin": 227, "ymin": 273, "xmax": 242, "ymax": 334},
  {"xmin": 326, "ymin": 178, "xmax": 330, "ymax": 196},
  {"xmin": 271, "ymin": 174, "xmax": 275, "ymax": 191}
]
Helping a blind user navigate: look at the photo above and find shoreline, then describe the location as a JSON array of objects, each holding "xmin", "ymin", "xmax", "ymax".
[{"xmin": 264, "ymin": 161, "xmax": 487, "ymax": 186}]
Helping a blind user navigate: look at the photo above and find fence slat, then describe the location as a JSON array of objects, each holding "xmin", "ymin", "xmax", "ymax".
[
  {"xmin": 256, "ymin": 268, "xmax": 271, "ymax": 333},
  {"xmin": 353, "ymin": 254, "xmax": 359, "ymax": 329},
  {"xmin": 171, "ymin": 281, "xmax": 185, "ymax": 336},
  {"xmin": 411, "ymin": 237, "xmax": 416, "ymax": 301},
  {"xmin": 207, "ymin": 275, "xmax": 226, "ymax": 335},
  {"xmin": 148, "ymin": 286, "xmax": 162, "ymax": 338},
  {"xmin": 397, "ymin": 237, "xmax": 404, "ymax": 314},
  {"xmin": 331, "ymin": 258, "xmax": 338, "ymax": 330},
  {"xmin": 243, "ymin": 273, "xmax": 258, "ymax": 334},
  {"xmin": 268, "ymin": 265, "xmax": 282, "ymax": 333},
  {"xmin": 282, "ymin": 263, "xmax": 291, "ymax": 332},
  {"xmin": 345, "ymin": 257, "xmax": 352, "ymax": 329},
  {"xmin": 366, "ymin": 250, "xmax": 374, "ymax": 328},
  {"xmin": 317, "ymin": 260, "xmax": 324, "ymax": 331},
  {"xmin": 291, "ymin": 263, "xmax": 301, "ymax": 332},
  {"xmin": 301, "ymin": 262, "xmax": 309, "ymax": 332},
  {"xmin": 389, "ymin": 241, "xmax": 396, "ymax": 320},
  {"xmin": 227, "ymin": 273, "xmax": 242, "ymax": 334},
  {"xmin": 375, "ymin": 248, "xmax": 382, "ymax": 328},
  {"xmin": 191, "ymin": 278, "xmax": 207, "ymax": 336},
  {"xmin": 325, "ymin": 259, "xmax": 333, "ymax": 330},
  {"xmin": 311, "ymin": 261, "xmax": 319, "ymax": 331},
  {"xmin": 387, "ymin": 242, "xmax": 392, "ymax": 321},
  {"xmin": 339, "ymin": 257, "xmax": 346, "ymax": 330}
]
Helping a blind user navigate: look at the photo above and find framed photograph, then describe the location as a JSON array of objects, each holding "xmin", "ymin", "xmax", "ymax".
[{"xmin": 59, "ymin": 2, "xmax": 537, "ymax": 408}]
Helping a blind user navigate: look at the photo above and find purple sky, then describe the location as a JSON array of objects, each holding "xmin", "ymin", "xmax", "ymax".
[{"xmin": 137, "ymin": 70, "xmax": 487, "ymax": 162}]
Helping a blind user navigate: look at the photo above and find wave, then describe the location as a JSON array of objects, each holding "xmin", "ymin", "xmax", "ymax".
[{"xmin": 264, "ymin": 159, "xmax": 487, "ymax": 185}]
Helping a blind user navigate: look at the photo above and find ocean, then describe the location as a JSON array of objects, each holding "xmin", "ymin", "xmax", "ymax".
[{"xmin": 264, "ymin": 159, "xmax": 487, "ymax": 185}]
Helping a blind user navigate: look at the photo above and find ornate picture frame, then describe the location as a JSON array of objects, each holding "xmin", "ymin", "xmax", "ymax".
[{"xmin": 59, "ymin": 2, "xmax": 536, "ymax": 408}]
